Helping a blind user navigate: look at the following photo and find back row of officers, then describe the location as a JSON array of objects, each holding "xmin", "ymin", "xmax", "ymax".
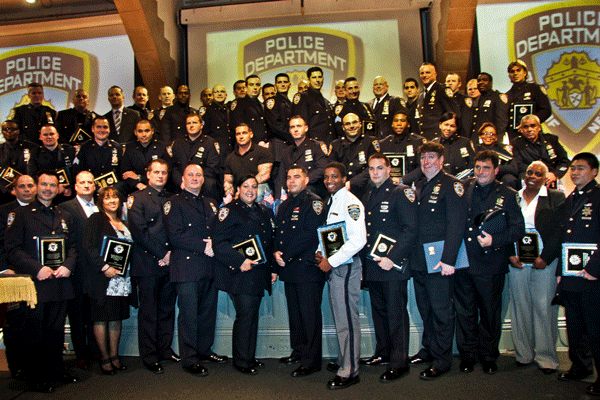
[{"xmin": 1, "ymin": 140, "xmax": 599, "ymax": 396}]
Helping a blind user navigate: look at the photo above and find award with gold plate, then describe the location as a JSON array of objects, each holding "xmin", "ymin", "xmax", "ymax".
[
  {"xmin": 94, "ymin": 171, "xmax": 119, "ymax": 188},
  {"xmin": 233, "ymin": 235, "xmax": 266, "ymax": 264},
  {"xmin": 37, "ymin": 235, "xmax": 66, "ymax": 270},
  {"xmin": 101, "ymin": 236, "xmax": 133, "ymax": 276}
]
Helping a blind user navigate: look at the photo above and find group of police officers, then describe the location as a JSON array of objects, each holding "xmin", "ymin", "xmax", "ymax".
[{"xmin": 0, "ymin": 60, "xmax": 598, "ymax": 396}]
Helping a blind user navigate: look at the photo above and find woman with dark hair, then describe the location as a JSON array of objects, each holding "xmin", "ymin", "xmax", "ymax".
[
  {"xmin": 82, "ymin": 186, "xmax": 133, "ymax": 375},
  {"xmin": 213, "ymin": 175, "xmax": 276, "ymax": 375},
  {"xmin": 473, "ymin": 122, "xmax": 519, "ymax": 188},
  {"xmin": 432, "ymin": 111, "xmax": 475, "ymax": 178}
]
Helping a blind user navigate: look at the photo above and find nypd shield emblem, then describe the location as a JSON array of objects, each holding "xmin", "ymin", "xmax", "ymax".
[
  {"xmin": 218, "ymin": 207, "xmax": 229, "ymax": 221},
  {"xmin": 404, "ymin": 188, "xmax": 415, "ymax": 202},
  {"xmin": 453, "ymin": 182, "xmax": 464, "ymax": 197},
  {"xmin": 266, "ymin": 98, "xmax": 275, "ymax": 109},
  {"xmin": 6, "ymin": 212, "xmax": 14, "ymax": 227},
  {"xmin": 312, "ymin": 200, "xmax": 323, "ymax": 215},
  {"xmin": 163, "ymin": 201, "xmax": 171, "ymax": 215},
  {"xmin": 347, "ymin": 204, "xmax": 360, "ymax": 221}
]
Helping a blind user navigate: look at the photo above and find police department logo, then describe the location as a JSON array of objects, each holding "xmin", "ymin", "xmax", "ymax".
[
  {"xmin": 166, "ymin": 146, "xmax": 173, "ymax": 157},
  {"xmin": 377, "ymin": 242, "xmax": 388, "ymax": 253},
  {"xmin": 6, "ymin": 212, "xmax": 14, "ymax": 227},
  {"xmin": 445, "ymin": 87, "xmax": 454, "ymax": 98},
  {"xmin": 163, "ymin": 201, "xmax": 171, "ymax": 215},
  {"xmin": 293, "ymin": 93, "xmax": 301, "ymax": 104},
  {"xmin": 320, "ymin": 143, "xmax": 329, "ymax": 155},
  {"xmin": 312, "ymin": 200, "xmax": 323, "ymax": 215},
  {"xmin": 569, "ymin": 254, "xmax": 582, "ymax": 266},
  {"xmin": 348, "ymin": 204, "xmax": 360, "ymax": 221},
  {"xmin": 522, "ymin": 236, "xmax": 532, "ymax": 245},
  {"xmin": 465, "ymin": 98, "xmax": 473, "ymax": 108},
  {"xmin": 218, "ymin": 208, "xmax": 229, "ymax": 221},
  {"xmin": 404, "ymin": 188, "xmax": 415, "ymax": 202},
  {"xmin": 509, "ymin": 2, "xmax": 600, "ymax": 154},
  {"xmin": 334, "ymin": 105, "xmax": 343, "ymax": 115},
  {"xmin": 453, "ymin": 182, "xmax": 464, "ymax": 197},
  {"xmin": 373, "ymin": 140, "xmax": 380, "ymax": 152},
  {"xmin": 266, "ymin": 98, "xmax": 275, "ymax": 109},
  {"xmin": 199, "ymin": 107, "xmax": 206, "ymax": 116},
  {"xmin": 245, "ymin": 247, "xmax": 255, "ymax": 257},
  {"xmin": 327, "ymin": 231, "xmax": 337, "ymax": 242},
  {"xmin": 48, "ymin": 243, "xmax": 58, "ymax": 252},
  {"xmin": 230, "ymin": 100, "xmax": 237, "ymax": 111},
  {"xmin": 114, "ymin": 245, "xmax": 124, "ymax": 254}
]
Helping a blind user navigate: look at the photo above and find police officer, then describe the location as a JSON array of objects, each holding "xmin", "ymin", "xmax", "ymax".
[
  {"xmin": 460, "ymin": 73, "xmax": 509, "ymax": 141},
  {"xmin": 402, "ymin": 78, "xmax": 420, "ymax": 135},
  {"xmin": 431, "ymin": 112, "xmax": 474, "ymax": 179},
  {"xmin": 55, "ymin": 89, "xmax": 96, "ymax": 144},
  {"xmin": 121, "ymin": 120, "xmax": 171, "ymax": 193},
  {"xmin": 5, "ymin": 170, "xmax": 79, "ymax": 393},
  {"xmin": 163, "ymin": 164, "xmax": 227, "ymax": 376},
  {"xmin": 274, "ymin": 165, "xmax": 326, "ymax": 377},
  {"xmin": 292, "ymin": 67, "xmax": 336, "ymax": 144},
  {"xmin": 127, "ymin": 159, "xmax": 180, "ymax": 373},
  {"xmin": 472, "ymin": 123, "xmax": 518, "ymax": 189},
  {"xmin": 409, "ymin": 142, "xmax": 467, "ymax": 380},
  {"xmin": 10, "ymin": 83, "xmax": 56, "ymax": 144},
  {"xmin": 417, "ymin": 64, "xmax": 457, "ymax": 141},
  {"xmin": 333, "ymin": 77, "xmax": 376, "ymax": 138},
  {"xmin": 127, "ymin": 86, "xmax": 152, "ymax": 120},
  {"xmin": 378, "ymin": 110, "xmax": 427, "ymax": 186},
  {"xmin": 511, "ymin": 114, "xmax": 570, "ymax": 187},
  {"xmin": 360, "ymin": 154, "xmax": 418, "ymax": 383},
  {"xmin": 446, "ymin": 73, "xmax": 466, "ymax": 110},
  {"xmin": 150, "ymin": 86, "xmax": 175, "ymax": 136},
  {"xmin": 368, "ymin": 76, "xmax": 403, "ymax": 139},
  {"xmin": 160, "ymin": 85, "xmax": 198, "ymax": 143},
  {"xmin": 506, "ymin": 60, "xmax": 552, "ymax": 141},
  {"xmin": 329, "ymin": 113, "xmax": 380, "ymax": 200},
  {"xmin": 264, "ymin": 73, "xmax": 294, "ymax": 144},
  {"xmin": 203, "ymin": 84, "xmax": 232, "ymax": 162},
  {"xmin": 230, "ymin": 75, "xmax": 269, "ymax": 144},
  {"xmin": 455, "ymin": 150, "xmax": 524, "ymax": 375},
  {"xmin": 557, "ymin": 153, "xmax": 600, "ymax": 397},
  {"xmin": 0, "ymin": 120, "xmax": 35, "ymax": 204},
  {"xmin": 170, "ymin": 113, "xmax": 221, "ymax": 200}
]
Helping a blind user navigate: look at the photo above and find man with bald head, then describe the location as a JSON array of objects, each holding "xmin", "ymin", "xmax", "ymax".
[
  {"xmin": 417, "ymin": 63, "xmax": 457, "ymax": 140},
  {"xmin": 150, "ymin": 86, "xmax": 175, "ymax": 136},
  {"xmin": 56, "ymin": 89, "xmax": 96, "ymax": 145},
  {"xmin": 203, "ymin": 84, "xmax": 232, "ymax": 161},
  {"xmin": 369, "ymin": 76, "xmax": 403, "ymax": 138},
  {"xmin": 10, "ymin": 83, "xmax": 57, "ymax": 144}
]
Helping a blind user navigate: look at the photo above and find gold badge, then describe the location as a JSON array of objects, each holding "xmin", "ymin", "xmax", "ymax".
[
  {"xmin": 293, "ymin": 93, "xmax": 301, "ymax": 104},
  {"xmin": 266, "ymin": 99, "xmax": 275, "ymax": 109},
  {"xmin": 445, "ymin": 88, "xmax": 454, "ymax": 98},
  {"xmin": 230, "ymin": 100, "xmax": 237, "ymax": 111},
  {"xmin": 500, "ymin": 94, "xmax": 508, "ymax": 104},
  {"xmin": 334, "ymin": 104, "xmax": 343, "ymax": 115}
]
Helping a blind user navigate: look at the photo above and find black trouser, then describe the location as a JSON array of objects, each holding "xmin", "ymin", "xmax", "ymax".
[{"xmin": 230, "ymin": 293, "xmax": 262, "ymax": 368}]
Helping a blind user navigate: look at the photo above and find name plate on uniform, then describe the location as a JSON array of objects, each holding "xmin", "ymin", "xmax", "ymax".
[
  {"xmin": 101, "ymin": 236, "xmax": 133, "ymax": 276},
  {"xmin": 233, "ymin": 235, "xmax": 266, "ymax": 265},
  {"xmin": 317, "ymin": 222, "xmax": 348, "ymax": 259},
  {"xmin": 516, "ymin": 232, "xmax": 540, "ymax": 264},
  {"xmin": 368, "ymin": 232, "xmax": 406, "ymax": 272},
  {"xmin": 69, "ymin": 128, "xmax": 92, "ymax": 145},
  {"xmin": 424, "ymin": 240, "xmax": 469, "ymax": 274},
  {"xmin": 562, "ymin": 243, "xmax": 597, "ymax": 277},
  {"xmin": 94, "ymin": 171, "xmax": 118, "ymax": 188},
  {"xmin": 56, "ymin": 169, "xmax": 70, "ymax": 186},
  {"xmin": 0, "ymin": 167, "xmax": 22, "ymax": 188},
  {"xmin": 513, "ymin": 104, "xmax": 533, "ymax": 130},
  {"xmin": 37, "ymin": 235, "xmax": 66, "ymax": 270},
  {"xmin": 384, "ymin": 153, "xmax": 405, "ymax": 178}
]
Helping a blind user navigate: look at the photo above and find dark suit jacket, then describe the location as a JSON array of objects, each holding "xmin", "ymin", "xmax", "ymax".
[
  {"xmin": 529, "ymin": 188, "xmax": 566, "ymax": 266},
  {"xmin": 0, "ymin": 200, "xmax": 21, "ymax": 271},
  {"xmin": 59, "ymin": 197, "xmax": 93, "ymax": 287},
  {"xmin": 105, "ymin": 108, "xmax": 141, "ymax": 144}
]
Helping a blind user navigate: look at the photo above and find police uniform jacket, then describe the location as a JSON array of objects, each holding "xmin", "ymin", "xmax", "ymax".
[
  {"xmin": 149, "ymin": 106, "xmax": 168, "ymax": 136},
  {"xmin": 506, "ymin": 82, "xmax": 552, "ymax": 140},
  {"xmin": 361, "ymin": 179, "xmax": 418, "ymax": 281},
  {"xmin": 163, "ymin": 190, "xmax": 218, "ymax": 283},
  {"xmin": 330, "ymin": 134, "xmax": 380, "ymax": 193},
  {"xmin": 561, "ymin": 181, "xmax": 600, "ymax": 292},
  {"xmin": 264, "ymin": 93, "xmax": 293, "ymax": 144},
  {"xmin": 170, "ymin": 134, "xmax": 220, "ymax": 188},
  {"xmin": 402, "ymin": 98, "xmax": 420, "ymax": 135},
  {"xmin": 378, "ymin": 132, "xmax": 426, "ymax": 184},
  {"xmin": 229, "ymin": 96, "xmax": 268, "ymax": 143},
  {"xmin": 413, "ymin": 170, "xmax": 467, "ymax": 270},
  {"xmin": 463, "ymin": 179, "xmax": 524, "ymax": 275},
  {"xmin": 73, "ymin": 139, "xmax": 122, "ymax": 178},
  {"xmin": 0, "ymin": 139, "xmax": 34, "ymax": 176},
  {"xmin": 11, "ymin": 104, "xmax": 57, "ymax": 144},
  {"xmin": 127, "ymin": 187, "xmax": 172, "ymax": 277},
  {"xmin": 127, "ymin": 104, "xmax": 150, "ymax": 121},
  {"xmin": 368, "ymin": 94, "xmax": 403, "ymax": 138},
  {"xmin": 55, "ymin": 108, "xmax": 96, "ymax": 144},
  {"xmin": 213, "ymin": 199, "xmax": 274, "ymax": 296},
  {"xmin": 27, "ymin": 144, "xmax": 76, "ymax": 183},
  {"xmin": 5, "ymin": 200, "xmax": 76, "ymax": 302},
  {"xmin": 417, "ymin": 82, "xmax": 458, "ymax": 140},
  {"xmin": 203, "ymin": 101, "xmax": 232, "ymax": 157},
  {"xmin": 333, "ymin": 98, "xmax": 376, "ymax": 138},
  {"xmin": 0, "ymin": 200, "xmax": 21, "ymax": 271},
  {"xmin": 460, "ymin": 90, "xmax": 509, "ymax": 140},
  {"xmin": 281, "ymin": 138, "xmax": 329, "ymax": 187},
  {"xmin": 274, "ymin": 189, "xmax": 326, "ymax": 283},
  {"xmin": 121, "ymin": 139, "xmax": 171, "ymax": 189},
  {"xmin": 159, "ymin": 102, "xmax": 198, "ymax": 144},
  {"xmin": 292, "ymin": 88, "xmax": 336, "ymax": 144},
  {"xmin": 511, "ymin": 133, "xmax": 570, "ymax": 179},
  {"xmin": 432, "ymin": 135, "xmax": 474, "ymax": 177},
  {"xmin": 472, "ymin": 142, "xmax": 519, "ymax": 180},
  {"xmin": 104, "ymin": 107, "xmax": 141, "ymax": 145}
]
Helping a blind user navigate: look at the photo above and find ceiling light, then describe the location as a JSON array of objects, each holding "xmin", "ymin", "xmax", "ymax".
[{"xmin": 26, "ymin": 0, "xmax": 37, "ymax": 4}]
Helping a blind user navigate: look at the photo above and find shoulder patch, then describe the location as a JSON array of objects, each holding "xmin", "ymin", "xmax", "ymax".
[
  {"xmin": 453, "ymin": 181, "xmax": 464, "ymax": 197},
  {"xmin": 320, "ymin": 142, "xmax": 329, "ymax": 155},
  {"xmin": 126, "ymin": 196, "xmax": 134, "ymax": 209},
  {"xmin": 218, "ymin": 207, "xmax": 229, "ymax": 221},
  {"xmin": 465, "ymin": 98, "xmax": 472, "ymax": 108},
  {"xmin": 199, "ymin": 107, "xmax": 206, "ymax": 116},
  {"xmin": 404, "ymin": 188, "xmax": 415, "ymax": 202},
  {"xmin": 209, "ymin": 202, "xmax": 217, "ymax": 214},
  {"xmin": 347, "ymin": 204, "xmax": 361, "ymax": 221},
  {"xmin": 372, "ymin": 140, "xmax": 380, "ymax": 152},
  {"xmin": 6, "ymin": 212, "xmax": 15, "ymax": 227},
  {"xmin": 499, "ymin": 94, "xmax": 508, "ymax": 104},
  {"xmin": 445, "ymin": 87, "xmax": 454, "ymax": 98},
  {"xmin": 539, "ymin": 85, "xmax": 547, "ymax": 95},
  {"xmin": 334, "ymin": 104, "xmax": 343, "ymax": 116},
  {"xmin": 312, "ymin": 200, "xmax": 323, "ymax": 215},
  {"xmin": 166, "ymin": 145, "xmax": 173, "ymax": 157},
  {"xmin": 163, "ymin": 201, "xmax": 171, "ymax": 215},
  {"xmin": 400, "ymin": 99, "xmax": 406, "ymax": 107},
  {"xmin": 293, "ymin": 93, "xmax": 301, "ymax": 104},
  {"xmin": 266, "ymin": 98, "xmax": 275, "ymax": 109},
  {"xmin": 214, "ymin": 142, "xmax": 220, "ymax": 154},
  {"xmin": 230, "ymin": 100, "xmax": 237, "ymax": 111}
]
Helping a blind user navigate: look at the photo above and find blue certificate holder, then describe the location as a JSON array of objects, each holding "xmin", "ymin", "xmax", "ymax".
[
  {"xmin": 424, "ymin": 240, "xmax": 469, "ymax": 274},
  {"xmin": 233, "ymin": 235, "xmax": 266, "ymax": 265},
  {"xmin": 317, "ymin": 222, "xmax": 351, "ymax": 264},
  {"xmin": 562, "ymin": 242, "xmax": 597, "ymax": 277}
]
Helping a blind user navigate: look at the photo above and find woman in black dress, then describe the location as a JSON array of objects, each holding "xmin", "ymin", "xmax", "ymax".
[
  {"xmin": 82, "ymin": 187, "xmax": 132, "ymax": 375},
  {"xmin": 213, "ymin": 175, "xmax": 277, "ymax": 375}
]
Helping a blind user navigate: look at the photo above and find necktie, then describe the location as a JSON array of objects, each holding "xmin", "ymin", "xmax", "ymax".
[{"xmin": 114, "ymin": 110, "xmax": 121, "ymax": 134}]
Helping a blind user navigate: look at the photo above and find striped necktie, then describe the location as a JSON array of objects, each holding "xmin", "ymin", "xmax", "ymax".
[{"xmin": 114, "ymin": 110, "xmax": 122, "ymax": 134}]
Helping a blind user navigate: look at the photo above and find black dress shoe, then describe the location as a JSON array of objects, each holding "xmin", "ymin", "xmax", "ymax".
[
  {"xmin": 558, "ymin": 370, "xmax": 593, "ymax": 382},
  {"xmin": 359, "ymin": 355, "xmax": 390, "ymax": 366},
  {"xmin": 482, "ymin": 361, "xmax": 498, "ymax": 375},
  {"xmin": 379, "ymin": 367, "xmax": 409, "ymax": 383},
  {"xmin": 144, "ymin": 362, "xmax": 164, "ymax": 374},
  {"xmin": 200, "ymin": 353, "xmax": 228, "ymax": 363},
  {"xmin": 233, "ymin": 364, "xmax": 258, "ymax": 375},
  {"xmin": 409, "ymin": 355, "xmax": 431, "ymax": 365},
  {"xmin": 291, "ymin": 366, "xmax": 321, "ymax": 377},
  {"xmin": 252, "ymin": 359, "xmax": 265, "ymax": 369},
  {"xmin": 183, "ymin": 363, "xmax": 209, "ymax": 376},
  {"xmin": 326, "ymin": 362, "xmax": 340, "ymax": 372},
  {"xmin": 327, "ymin": 375, "xmax": 360, "ymax": 390},
  {"xmin": 419, "ymin": 366, "xmax": 446, "ymax": 380},
  {"xmin": 33, "ymin": 382, "xmax": 55, "ymax": 393},
  {"xmin": 59, "ymin": 373, "xmax": 80, "ymax": 384},
  {"xmin": 459, "ymin": 359, "xmax": 476, "ymax": 373},
  {"xmin": 541, "ymin": 368, "xmax": 556, "ymax": 375},
  {"xmin": 279, "ymin": 355, "xmax": 301, "ymax": 364},
  {"xmin": 587, "ymin": 382, "xmax": 600, "ymax": 396}
]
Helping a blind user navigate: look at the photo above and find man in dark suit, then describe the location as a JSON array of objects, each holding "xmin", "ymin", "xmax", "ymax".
[
  {"xmin": 5, "ymin": 170, "xmax": 79, "ymax": 393},
  {"xmin": 55, "ymin": 89, "xmax": 96, "ymax": 144},
  {"xmin": 127, "ymin": 86, "xmax": 151, "ymax": 120},
  {"xmin": 360, "ymin": 154, "xmax": 418, "ymax": 383},
  {"xmin": 104, "ymin": 86, "xmax": 141, "ymax": 145},
  {"xmin": 417, "ymin": 63, "xmax": 457, "ymax": 140},
  {"xmin": 59, "ymin": 171, "xmax": 99, "ymax": 370},
  {"xmin": 10, "ymin": 83, "xmax": 56, "ymax": 144},
  {"xmin": 127, "ymin": 159, "xmax": 179, "ymax": 373},
  {"xmin": 455, "ymin": 150, "xmax": 524, "ymax": 375}
]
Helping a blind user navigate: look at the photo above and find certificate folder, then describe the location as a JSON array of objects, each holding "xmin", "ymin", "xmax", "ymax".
[
  {"xmin": 424, "ymin": 240, "xmax": 469, "ymax": 274},
  {"xmin": 233, "ymin": 235, "xmax": 266, "ymax": 265},
  {"xmin": 101, "ymin": 236, "xmax": 133, "ymax": 276},
  {"xmin": 368, "ymin": 233, "xmax": 406, "ymax": 272}
]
